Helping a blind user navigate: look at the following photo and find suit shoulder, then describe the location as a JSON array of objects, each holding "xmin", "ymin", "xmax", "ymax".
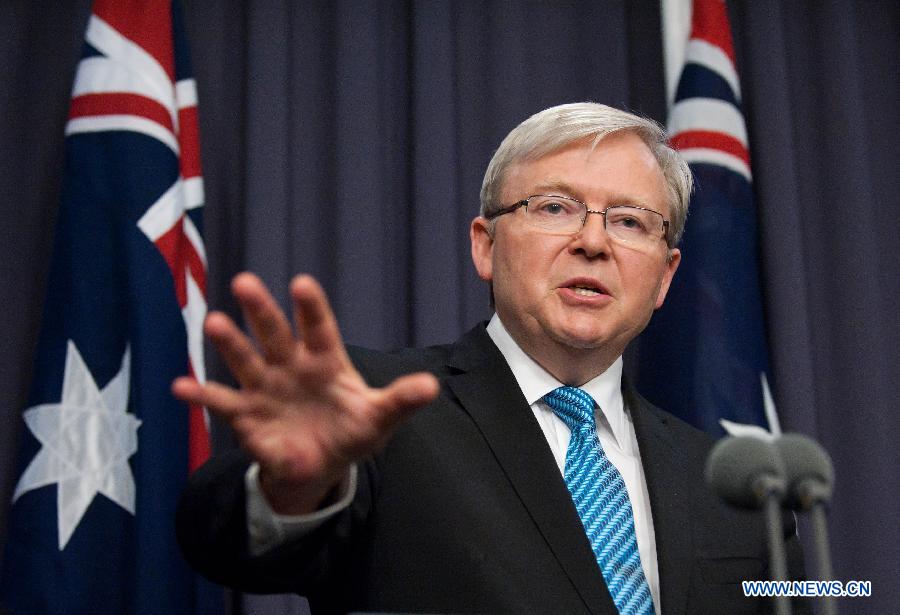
[
  {"xmin": 346, "ymin": 341, "xmax": 456, "ymax": 387},
  {"xmin": 627, "ymin": 386, "xmax": 719, "ymax": 455}
]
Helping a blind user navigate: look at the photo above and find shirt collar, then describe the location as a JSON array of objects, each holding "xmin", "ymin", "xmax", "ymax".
[{"xmin": 485, "ymin": 314, "xmax": 628, "ymax": 448}]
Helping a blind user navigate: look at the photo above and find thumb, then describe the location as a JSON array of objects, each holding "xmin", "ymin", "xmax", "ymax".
[{"xmin": 370, "ymin": 372, "xmax": 440, "ymax": 427}]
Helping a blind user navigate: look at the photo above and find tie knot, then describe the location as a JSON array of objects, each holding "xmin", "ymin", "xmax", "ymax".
[{"xmin": 543, "ymin": 386, "xmax": 596, "ymax": 433}]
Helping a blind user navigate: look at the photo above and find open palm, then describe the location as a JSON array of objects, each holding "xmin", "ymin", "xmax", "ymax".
[{"xmin": 172, "ymin": 273, "xmax": 439, "ymax": 514}]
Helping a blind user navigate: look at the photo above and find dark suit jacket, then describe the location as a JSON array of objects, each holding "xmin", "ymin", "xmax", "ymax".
[{"xmin": 177, "ymin": 324, "xmax": 807, "ymax": 614}]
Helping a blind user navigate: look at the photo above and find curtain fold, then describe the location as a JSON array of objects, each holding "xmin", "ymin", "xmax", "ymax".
[{"xmin": 735, "ymin": 2, "xmax": 900, "ymax": 605}]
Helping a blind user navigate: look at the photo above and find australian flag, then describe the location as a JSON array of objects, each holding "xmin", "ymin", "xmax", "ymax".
[
  {"xmin": 1, "ymin": 1, "xmax": 219, "ymax": 612},
  {"xmin": 638, "ymin": 0, "xmax": 776, "ymax": 435}
]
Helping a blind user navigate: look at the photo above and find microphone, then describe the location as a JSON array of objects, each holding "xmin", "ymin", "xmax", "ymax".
[
  {"xmin": 706, "ymin": 435, "xmax": 787, "ymax": 507},
  {"xmin": 705, "ymin": 436, "xmax": 792, "ymax": 615},
  {"xmin": 775, "ymin": 433, "xmax": 837, "ymax": 615},
  {"xmin": 775, "ymin": 433, "xmax": 834, "ymax": 510}
]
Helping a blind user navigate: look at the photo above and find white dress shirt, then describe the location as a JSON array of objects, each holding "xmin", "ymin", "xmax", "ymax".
[
  {"xmin": 486, "ymin": 315, "xmax": 660, "ymax": 613},
  {"xmin": 245, "ymin": 314, "xmax": 660, "ymax": 612}
]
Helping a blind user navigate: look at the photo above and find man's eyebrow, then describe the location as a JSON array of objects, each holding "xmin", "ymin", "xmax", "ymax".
[
  {"xmin": 528, "ymin": 181, "xmax": 657, "ymax": 210},
  {"xmin": 528, "ymin": 180, "xmax": 581, "ymax": 197},
  {"xmin": 606, "ymin": 192, "xmax": 655, "ymax": 210}
]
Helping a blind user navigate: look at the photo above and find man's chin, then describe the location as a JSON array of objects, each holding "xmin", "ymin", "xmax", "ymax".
[{"xmin": 545, "ymin": 324, "xmax": 613, "ymax": 351}]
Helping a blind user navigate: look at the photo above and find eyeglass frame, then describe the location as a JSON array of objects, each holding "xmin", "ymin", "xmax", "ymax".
[{"xmin": 485, "ymin": 194, "xmax": 671, "ymax": 246}]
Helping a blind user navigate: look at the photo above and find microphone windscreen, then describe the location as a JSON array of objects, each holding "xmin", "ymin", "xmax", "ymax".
[
  {"xmin": 705, "ymin": 436, "xmax": 785, "ymax": 509},
  {"xmin": 774, "ymin": 433, "xmax": 834, "ymax": 508}
]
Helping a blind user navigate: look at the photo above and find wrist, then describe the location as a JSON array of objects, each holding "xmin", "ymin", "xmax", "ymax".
[{"xmin": 257, "ymin": 466, "xmax": 347, "ymax": 515}]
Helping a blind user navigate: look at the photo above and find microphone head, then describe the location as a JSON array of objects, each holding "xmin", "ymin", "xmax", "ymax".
[
  {"xmin": 774, "ymin": 433, "xmax": 834, "ymax": 509},
  {"xmin": 705, "ymin": 435, "xmax": 786, "ymax": 509}
]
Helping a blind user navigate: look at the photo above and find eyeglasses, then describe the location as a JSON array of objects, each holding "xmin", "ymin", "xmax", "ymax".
[{"xmin": 486, "ymin": 194, "xmax": 670, "ymax": 249}]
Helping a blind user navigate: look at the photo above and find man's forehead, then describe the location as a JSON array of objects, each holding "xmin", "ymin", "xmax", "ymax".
[{"xmin": 500, "ymin": 135, "xmax": 668, "ymax": 209}]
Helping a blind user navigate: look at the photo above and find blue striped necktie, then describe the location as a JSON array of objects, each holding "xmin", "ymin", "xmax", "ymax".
[{"xmin": 543, "ymin": 386, "xmax": 654, "ymax": 615}]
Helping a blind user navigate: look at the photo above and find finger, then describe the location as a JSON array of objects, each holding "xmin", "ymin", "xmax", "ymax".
[
  {"xmin": 368, "ymin": 372, "xmax": 440, "ymax": 429},
  {"xmin": 205, "ymin": 311, "xmax": 267, "ymax": 388},
  {"xmin": 172, "ymin": 376, "xmax": 245, "ymax": 417},
  {"xmin": 290, "ymin": 275, "xmax": 347, "ymax": 358},
  {"xmin": 232, "ymin": 272, "xmax": 295, "ymax": 364}
]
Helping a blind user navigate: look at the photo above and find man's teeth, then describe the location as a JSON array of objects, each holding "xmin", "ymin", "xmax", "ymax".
[{"xmin": 572, "ymin": 286, "xmax": 601, "ymax": 297}]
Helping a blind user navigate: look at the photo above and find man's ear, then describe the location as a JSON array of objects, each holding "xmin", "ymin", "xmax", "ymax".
[
  {"xmin": 654, "ymin": 248, "xmax": 681, "ymax": 309},
  {"xmin": 470, "ymin": 216, "xmax": 494, "ymax": 282}
]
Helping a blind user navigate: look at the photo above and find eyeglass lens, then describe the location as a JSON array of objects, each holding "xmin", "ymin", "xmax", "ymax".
[{"xmin": 525, "ymin": 195, "xmax": 664, "ymax": 246}]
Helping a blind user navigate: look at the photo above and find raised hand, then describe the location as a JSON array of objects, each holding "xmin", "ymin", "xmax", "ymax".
[{"xmin": 172, "ymin": 272, "xmax": 439, "ymax": 514}]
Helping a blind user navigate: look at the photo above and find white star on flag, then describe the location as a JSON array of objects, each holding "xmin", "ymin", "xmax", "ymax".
[
  {"xmin": 719, "ymin": 373, "xmax": 783, "ymax": 441},
  {"xmin": 12, "ymin": 340, "xmax": 141, "ymax": 550}
]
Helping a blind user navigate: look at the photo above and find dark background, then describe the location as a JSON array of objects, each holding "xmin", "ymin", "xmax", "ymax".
[{"xmin": 1, "ymin": 1, "xmax": 897, "ymax": 613}]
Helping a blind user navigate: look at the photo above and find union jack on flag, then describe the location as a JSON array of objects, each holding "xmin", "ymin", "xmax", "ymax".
[
  {"xmin": 1, "ymin": 0, "xmax": 219, "ymax": 612},
  {"xmin": 668, "ymin": 0, "xmax": 751, "ymax": 180},
  {"xmin": 638, "ymin": 0, "xmax": 776, "ymax": 435}
]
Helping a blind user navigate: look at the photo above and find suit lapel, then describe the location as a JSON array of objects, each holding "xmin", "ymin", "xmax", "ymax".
[
  {"xmin": 627, "ymin": 384, "xmax": 693, "ymax": 615},
  {"xmin": 444, "ymin": 326, "xmax": 617, "ymax": 615}
]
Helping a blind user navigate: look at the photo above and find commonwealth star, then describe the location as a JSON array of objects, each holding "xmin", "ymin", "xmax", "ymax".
[{"xmin": 13, "ymin": 340, "xmax": 141, "ymax": 549}]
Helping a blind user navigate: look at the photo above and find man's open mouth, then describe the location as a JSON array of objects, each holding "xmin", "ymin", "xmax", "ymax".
[
  {"xmin": 570, "ymin": 285, "xmax": 604, "ymax": 297},
  {"xmin": 562, "ymin": 279, "xmax": 609, "ymax": 297}
]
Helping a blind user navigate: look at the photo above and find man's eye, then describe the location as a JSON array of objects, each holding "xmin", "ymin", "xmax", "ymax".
[
  {"xmin": 608, "ymin": 212, "xmax": 649, "ymax": 232},
  {"xmin": 541, "ymin": 202, "xmax": 566, "ymax": 215},
  {"xmin": 534, "ymin": 200, "xmax": 577, "ymax": 215}
]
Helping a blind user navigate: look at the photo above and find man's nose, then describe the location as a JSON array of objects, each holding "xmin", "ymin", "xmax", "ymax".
[{"xmin": 570, "ymin": 211, "xmax": 612, "ymax": 257}]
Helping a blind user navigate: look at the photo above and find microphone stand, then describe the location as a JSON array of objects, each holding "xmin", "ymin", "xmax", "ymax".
[
  {"xmin": 778, "ymin": 434, "xmax": 838, "ymax": 615},
  {"xmin": 759, "ymin": 478, "xmax": 792, "ymax": 615},
  {"xmin": 801, "ymin": 482, "xmax": 837, "ymax": 615}
]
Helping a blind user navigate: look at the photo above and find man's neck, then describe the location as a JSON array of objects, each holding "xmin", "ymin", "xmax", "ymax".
[{"xmin": 492, "ymin": 315, "xmax": 623, "ymax": 387}]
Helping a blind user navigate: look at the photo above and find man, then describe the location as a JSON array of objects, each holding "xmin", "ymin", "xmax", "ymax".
[{"xmin": 175, "ymin": 103, "xmax": 805, "ymax": 614}]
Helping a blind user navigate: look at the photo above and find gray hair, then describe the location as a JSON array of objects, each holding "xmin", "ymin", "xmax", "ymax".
[{"xmin": 479, "ymin": 102, "xmax": 692, "ymax": 247}]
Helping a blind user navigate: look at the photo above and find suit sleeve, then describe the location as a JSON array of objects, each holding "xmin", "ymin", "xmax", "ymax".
[
  {"xmin": 176, "ymin": 447, "xmax": 377, "ymax": 598},
  {"xmin": 175, "ymin": 345, "xmax": 407, "ymax": 597}
]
